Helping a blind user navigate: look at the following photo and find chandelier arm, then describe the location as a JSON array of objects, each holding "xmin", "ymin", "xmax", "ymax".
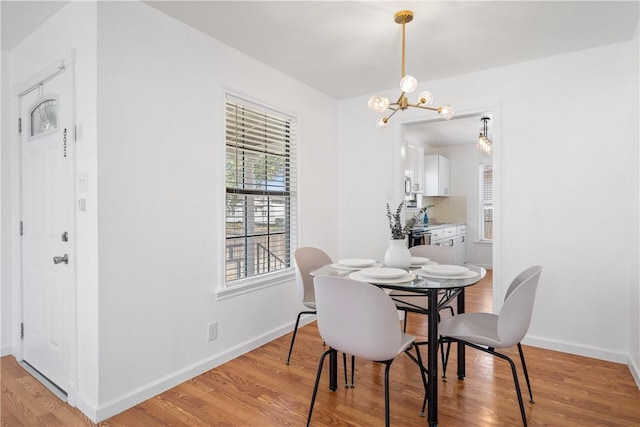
[
  {"xmin": 407, "ymin": 104, "xmax": 441, "ymax": 112},
  {"xmin": 384, "ymin": 108, "xmax": 402, "ymax": 122},
  {"xmin": 394, "ymin": 93, "xmax": 406, "ymax": 105}
]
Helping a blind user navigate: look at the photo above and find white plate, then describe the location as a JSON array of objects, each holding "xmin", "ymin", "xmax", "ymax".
[
  {"xmin": 410, "ymin": 256, "xmax": 429, "ymax": 266},
  {"xmin": 349, "ymin": 271, "xmax": 416, "ymax": 284},
  {"xmin": 337, "ymin": 258, "xmax": 376, "ymax": 268},
  {"xmin": 415, "ymin": 270, "xmax": 479, "ymax": 280},
  {"xmin": 331, "ymin": 262, "xmax": 382, "ymax": 271},
  {"xmin": 421, "ymin": 264, "xmax": 469, "ymax": 276},
  {"xmin": 360, "ymin": 267, "xmax": 406, "ymax": 280}
]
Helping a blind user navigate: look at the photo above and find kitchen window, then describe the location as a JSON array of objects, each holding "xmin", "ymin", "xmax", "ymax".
[
  {"xmin": 224, "ymin": 94, "xmax": 297, "ymax": 289},
  {"xmin": 480, "ymin": 163, "xmax": 493, "ymax": 241}
]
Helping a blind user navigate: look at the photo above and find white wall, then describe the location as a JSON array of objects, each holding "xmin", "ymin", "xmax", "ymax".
[
  {"xmin": 4, "ymin": 1, "xmax": 339, "ymax": 422},
  {"xmin": 338, "ymin": 41, "xmax": 638, "ymax": 370},
  {"xmin": 631, "ymin": 21, "xmax": 640, "ymax": 384},
  {"xmin": 1, "ymin": 41, "xmax": 11, "ymax": 356},
  {"xmin": 5, "ymin": 0, "xmax": 100, "ymax": 409},
  {"xmin": 94, "ymin": 1, "xmax": 338, "ymax": 421}
]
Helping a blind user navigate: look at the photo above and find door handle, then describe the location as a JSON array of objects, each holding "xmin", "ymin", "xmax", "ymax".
[{"xmin": 53, "ymin": 254, "xmax": 69, "ymax": 265}]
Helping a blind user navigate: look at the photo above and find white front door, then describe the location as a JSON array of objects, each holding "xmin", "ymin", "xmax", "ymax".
[{"xmin": 20, "ymin": 69, "xmax": 75, "ymax": 394}]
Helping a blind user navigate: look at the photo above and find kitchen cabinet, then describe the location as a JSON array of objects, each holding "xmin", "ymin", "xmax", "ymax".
[
  {"xmin": 453, "ymin": 225, "xmax": 467, "ymax": 264},
  {"xmin": 427, "ymin": 224, "xmax": 466, "ymax": 264},
  {"xmin": 424, "ymin": 154, "xmax": 450, "ymax": 196},
  {"xmin": 406, "ymin": 143, "xmax": 424, "ymax": 193}
]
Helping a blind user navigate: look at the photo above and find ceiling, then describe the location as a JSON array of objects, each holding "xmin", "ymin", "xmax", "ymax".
[{"xmin": 2, "ymin": 1, "xmax": 638, "ymax": 146}]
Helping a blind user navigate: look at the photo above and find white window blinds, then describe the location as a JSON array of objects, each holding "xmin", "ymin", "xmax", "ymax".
[
  {"xmin": 225, "ymin": 95, "xmax": 298, "ymax": 284},
  {"xmin": 480, "ymin": 164, "xmax": 493, "ymax": 241}
]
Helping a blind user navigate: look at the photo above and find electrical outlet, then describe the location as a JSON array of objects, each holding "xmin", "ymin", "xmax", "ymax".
[{"xmin": 208, "ymin": 322, "xmax": 218, "ymax": 342}]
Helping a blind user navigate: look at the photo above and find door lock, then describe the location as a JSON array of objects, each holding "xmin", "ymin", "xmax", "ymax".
[
  {"xmin": 62, "ymin": 231, "xmax": 68, "ymax": 242},
  {"xmin": 53, "ymin": 254, "xmax": 69, "ymax": 265}
]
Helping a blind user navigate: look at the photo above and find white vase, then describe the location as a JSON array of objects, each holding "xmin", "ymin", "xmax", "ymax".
[{"xmin": 384, "ymin": 239, "xmax": 411, "ymax": 269}]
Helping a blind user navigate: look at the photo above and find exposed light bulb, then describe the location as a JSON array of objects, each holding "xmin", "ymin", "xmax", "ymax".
[
  {"xmin": 439, "ymin": 104, "xmax": 454, "ymax": 120},
  {"xmin": 376, "ymin": 117, "xmax": 389, "ymax": 129},
  {"xmin": 400, "ymin": 75, "xmax": 417, "ymax": 93},
  {"xmin": 368, "ymin": 95, "xmax": 390, "ymax": 113},
  {"xmin": 477, "ymin": 133, "xmax": 492, "ymax": 155},
  {"xmin": 418, "ymin": 91, "xmax": 433, "ymax": 105}
]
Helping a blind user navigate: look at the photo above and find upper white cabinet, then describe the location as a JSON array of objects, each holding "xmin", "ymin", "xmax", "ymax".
[
  {"xmin": 406, "ymin": 143, "xmax": 424, "ymax": 193},
  {"xmin": 424, "ymin": 154, "xmax": 450, "ymax": 196}
]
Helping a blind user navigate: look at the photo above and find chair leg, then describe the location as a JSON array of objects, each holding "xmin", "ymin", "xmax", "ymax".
[
  {"xmin": 340, "ymin": 353, "xmax": 356, "ymax": 388},
  {"xmin": 383, "ymin": 360, "xmax": 394, "ymax": 427},
  {"xmin": 403, "ymin": 310, "xmax": 408, "ymax": 333},
  {"xmin": 350, "ymin": 355, "xmax": 355, "ymax": 388},
  {"xmin": 440, "ymin": 337, "xmax": 452, "ymax": 380},
  {"xmin": 286, "ymin": 310, "xmax": 315, "ymax": 365},
  {"xmin": 342, "ymin": 353, "xmax": 348, "ymax": 387},
  {"xmin": 460, "ymin": 340, "xmax": 529, "ymax": 427},
  {"xmin": 505, "ymin": 353, "xmax": 528, "ymax": 427},
  {"xmin": 517, "ymin": 343, "xmax": 535, "ymax": 403},
  {"xmin": 414, "ymin": 345, "xmax": 428, "ymax": 417},
  {"xmin": 307, "ymin": 348, "xmax": 332, "ymax": 427},
  {"xmin": 402, "ymin": 344, "xmax": 429, "ymax": 417}
]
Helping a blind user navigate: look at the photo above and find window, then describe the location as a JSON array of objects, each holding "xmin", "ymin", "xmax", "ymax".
[
  {"xmin": 30, "ymin": 98, "xmax": 58, "ymax": 137},
  {"xmin": 480, "ymin": 164, "xmax": 493, "ymax": 241},
  {"xmin": 225, "ymin": 95, "xmax": 297, "ymax": 286}
]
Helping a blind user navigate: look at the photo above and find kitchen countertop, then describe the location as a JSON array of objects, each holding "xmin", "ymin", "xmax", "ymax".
[{"xmin": 412, "ymin": 222, "xmax": 465, "ymax": 231}]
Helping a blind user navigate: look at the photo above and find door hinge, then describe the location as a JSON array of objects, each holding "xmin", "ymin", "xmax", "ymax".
[
  {"xmin": 20, "ymin": 221, "xmax": 23, "ymax": 236},
  {"xmin": 74, "ymin": 123, "xmax": 83, "ymax": 142},
  {"xmin": 18, "ymin": 118, "xmax": 22, "ymax": 134},
  {"xmin": 20, "ymin": 323, "xmax": 24, "ymax": 339}
]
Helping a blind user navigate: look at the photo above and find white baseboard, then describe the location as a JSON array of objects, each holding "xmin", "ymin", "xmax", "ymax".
[
  {"xmin": 1, "ymin": 345, "xmax": 13, "ymax": 357},
  {"xmin": 522, "ymin": 336, "xmax": 640, "ymax": 390},
  {"xmin": 89, "ymin": 315, "xmax": 316, "ymax": 423},
  {"xmin": 629, "ymin": 354, "xmax": 640, "ymax": 389},
  {"xmin": 523, "ymin": 335, "xmax": 630, "ymax": 364},
  {"xmin": 524, "ymin": 335, "xmax": 640, "ymax": 391}
]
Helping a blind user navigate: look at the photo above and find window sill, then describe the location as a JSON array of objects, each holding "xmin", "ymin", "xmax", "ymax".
[{"xmin": 216, "ymin": 269, "xmax": 295, "ymax": 300}]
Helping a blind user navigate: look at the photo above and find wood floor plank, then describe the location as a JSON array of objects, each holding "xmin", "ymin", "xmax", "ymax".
[{"xmin": 3, "ymin": 270, "xmax": 640, "ymax": 426}]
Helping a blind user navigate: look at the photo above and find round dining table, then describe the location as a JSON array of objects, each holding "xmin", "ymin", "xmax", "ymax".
[{"xmin": 310, "ymin": 262, "xmax": 486, "ymax": 427}]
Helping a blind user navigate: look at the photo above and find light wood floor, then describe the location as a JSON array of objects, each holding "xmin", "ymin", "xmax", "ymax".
[{"xmin": 3, "ymin": 271, "xmax": 640, "ymax": 426}]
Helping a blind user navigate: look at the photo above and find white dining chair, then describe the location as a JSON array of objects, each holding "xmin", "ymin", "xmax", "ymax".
[
  {"xmin": 438, "ymin": 265, "xmax": 543, "ymax": 427},
  {"xmin": 287, "ymin": 247, "xmax": 332, "ymax": 365},
  {"xmin": 307, "ymin": 275, "xmax": 427, "ymax": 427},
  {"xmin": 389, "ymin": 245, "xmax": 457, "ymax": 332}
]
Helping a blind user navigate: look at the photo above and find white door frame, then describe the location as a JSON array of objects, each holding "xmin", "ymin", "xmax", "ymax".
[{"xmin": 13, "ymin": 50, "xmax": 78, "ymax": 405}]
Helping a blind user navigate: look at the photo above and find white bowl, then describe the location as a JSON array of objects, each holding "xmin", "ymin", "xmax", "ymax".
[
  {"xmin": 337, "ymin": 258, "xmax": 376, "ymax": 268},
  {"xmin": 360, "ymin": 267, "xmax": 406, "ymax": 279},
  {"xmin": 421, "ymin": 264, "xmax": 469, "ymax": 276}
]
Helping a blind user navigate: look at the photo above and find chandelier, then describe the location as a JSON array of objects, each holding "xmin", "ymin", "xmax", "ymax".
[
  {"xmin": 477, "ymin": 116, "xmax": 492, "ymax": 155},
  {"xmin": 368, "ymin": 10, "xmax": 454, "ymax": 129}
]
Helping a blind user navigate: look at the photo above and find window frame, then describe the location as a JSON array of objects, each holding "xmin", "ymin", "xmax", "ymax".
[{"xmin": 218, "ymin": 93, "xmax": 298, "ymax": 298}]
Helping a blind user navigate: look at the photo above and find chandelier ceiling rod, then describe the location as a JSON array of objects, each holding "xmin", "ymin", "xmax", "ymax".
[
  {"xmin": 368, "ymin": 10, "xmax": 454, "ymax": 129},
  {"xmin": 399, "ymin": 11, "xmax": 409, "ymax": 79}
]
